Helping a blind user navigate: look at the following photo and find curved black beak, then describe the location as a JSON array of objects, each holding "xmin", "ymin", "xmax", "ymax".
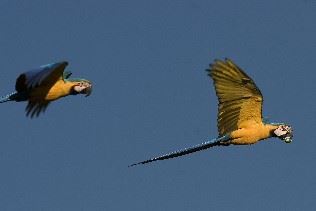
[
  {"xmin": 282, "ymin": 132, "xmax": 293, "ymax": 143},
  {"xmin": 84, "ymin": 85, "xmax": 92, "ymax": 97},
  {"xmin": 283, "ymin": 136, "xmax": 292, "ymax": 143}
]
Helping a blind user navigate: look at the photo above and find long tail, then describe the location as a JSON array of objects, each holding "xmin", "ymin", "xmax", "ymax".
[
  {"xmin": 0, "ymin": 91, "xmax": 18, "ymax": 103},
  {"xmin": 129, "ymin": 135, "xmax": 230, "ymax": 167}
]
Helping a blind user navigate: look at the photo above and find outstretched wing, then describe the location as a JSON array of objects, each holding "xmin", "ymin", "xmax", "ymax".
[
  {"xmin": 25, "ymin": 101, "xmax": 50, "ymax": 118},
  {"xmin": 15, "ymin": 61, "xmax": 68, "ymax": 92},
  {"xmin": 207, "ymin": 59, "xmax": 263, "ymax": 136}
]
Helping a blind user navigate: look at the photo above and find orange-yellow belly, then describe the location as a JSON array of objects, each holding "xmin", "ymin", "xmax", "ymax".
[
  {"xmin": 230, "ymin": 123, "xmax": 277, "ymax": 145},
  {"xmin": 29, "ymin": 80, "xmax": 75, "ymax": 102}
]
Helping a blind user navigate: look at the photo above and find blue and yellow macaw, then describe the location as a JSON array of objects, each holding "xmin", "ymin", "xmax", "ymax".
[
  {"xmin": 130, "ymin": 58, "xmax": 293, "ymax": 166},
  {"xmin": 0, "ymin": 61, "xmax": 92, "ymax": 118}
]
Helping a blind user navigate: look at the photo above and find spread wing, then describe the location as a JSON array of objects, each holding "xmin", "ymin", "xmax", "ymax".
[
  {"xmin": 25, "ymin": 101, "xmax": 50, "ymax": 118},
  {"xmin": 14, "ymin": 61, "xmax": 68, "ymax": 118},
  {"xmin": 15, "ymin": 61, "xmax": 69, "ymax": 92},
  {"xmin": 207, "ymin": 59, "xmax": 263, "ymax": 136}
]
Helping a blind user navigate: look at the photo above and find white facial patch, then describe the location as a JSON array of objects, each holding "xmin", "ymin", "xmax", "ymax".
[
  {"xmin": 73, "ymin": 85, "xmax": 86, "ymax": 92},
  {"xmin": 274, "ymin": 125, "xmax": 291, "ymax": 137},
  {"xmin": 274, "ymin": 127, "xmax": 286, "ymax": 136},
  {"xmin": 73, "ymin": 82, "xmax": 91, "ymax": 93}
]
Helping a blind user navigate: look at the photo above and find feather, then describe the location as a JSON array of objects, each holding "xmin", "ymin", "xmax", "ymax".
[
  {"xmin": 15, "ymin": 61, "xmax": 68, "ymax": 92},
  {"xmin": 129, "ymin": 135, "xmax": 231, "ymax": 167},
  {"xmin": 63, "ymin": 71, "xmax": 72, "ymax": 79},
  {"xmin": 207, "ymin": 59, "xmax": 263, "ymax": 136},
  {"xmin": 26, "ymin": 101, "xmax": 49, "ymax": 118},
  {"xmin": 0, "ymin": 91, "xmax": 28, "ymax": 103}
]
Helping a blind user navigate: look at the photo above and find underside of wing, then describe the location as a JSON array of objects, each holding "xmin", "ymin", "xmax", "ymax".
[
  {"xmin": 207, "ymin": 59, "xmax": 263, "ymax": 136},
  {"xmin": 25, "ymin": 101, "xmax": 50, "ymax": 118},
  {"xmin": 15, "ymin": 61, "xmax": 68, "ymax": 92}
]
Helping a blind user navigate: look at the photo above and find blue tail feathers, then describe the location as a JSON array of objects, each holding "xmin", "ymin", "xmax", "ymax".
[
  {"xmin": 129, "ymin": 134, "xmax": 231, "ymax": 167},
  {"xmin": 0, "ymin": 91, "xmax": 21, "ymax": 103}
]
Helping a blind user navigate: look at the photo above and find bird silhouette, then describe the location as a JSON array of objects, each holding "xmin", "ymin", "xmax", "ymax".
[
  {"xmin": 130, "ymin": 58, "xmax": 293, "ymax": 167},
  {"xmin": 0, "ymin": 61, "xmax": 92, "ymax": 118}
]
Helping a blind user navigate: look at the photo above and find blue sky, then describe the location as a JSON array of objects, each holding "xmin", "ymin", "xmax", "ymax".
[{"xmin": 0, "ymin": 0, "xmax": 315, "ymax": 210}]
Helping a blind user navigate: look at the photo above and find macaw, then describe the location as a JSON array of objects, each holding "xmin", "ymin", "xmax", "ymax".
[
  {"xmin": 130, "ymin": 58, "xmax": 293, "ymax": 166},
  {"xmin": 0, "ymin": 61, "xmax": 92, "ymax": 118}
]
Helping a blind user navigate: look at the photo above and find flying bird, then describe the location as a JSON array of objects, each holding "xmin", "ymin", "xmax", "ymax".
[
  {"xmin": 130, "ymin": 58, "xmax": 293, "ymax": 167},
  {"xmin": 0, "ymin": 61, "xmax": 92, "ymax": 118}
]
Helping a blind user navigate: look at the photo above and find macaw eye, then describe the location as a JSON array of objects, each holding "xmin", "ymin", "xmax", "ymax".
[{"xmin": 285, "ymin": 126, "xmax": 290, "ymax": 131}]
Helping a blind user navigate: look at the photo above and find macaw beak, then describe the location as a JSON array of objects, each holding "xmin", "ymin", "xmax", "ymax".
[
  {"xmin": 283, "ymin": 136, "xmax": 292, "ymax": 143},
  {"xmin": 84, "ymin": 84, "xmax": 92, "ymax": 97},
  {"xmin": 275, "ymin": 125, "xmax": 293, "ymax": 144},
  {"xmin": 282, "ymin": 132, "xmax": 293, "ymax": 143}
]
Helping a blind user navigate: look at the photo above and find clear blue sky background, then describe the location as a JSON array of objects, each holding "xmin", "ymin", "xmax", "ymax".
[{"xmin": 0, "ymin": 0, "xmax": 315, "ymax": 210}]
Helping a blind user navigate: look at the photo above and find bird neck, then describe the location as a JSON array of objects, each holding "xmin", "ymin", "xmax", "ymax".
[{"xmin": 263, "ymin": 123, "xmax": 279, "ymax": 138}]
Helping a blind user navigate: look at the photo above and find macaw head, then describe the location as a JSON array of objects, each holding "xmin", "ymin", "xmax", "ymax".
[
  {"xmin": 273, "ymin": 124, "xmax": 293, "ymax": 143},
  {"xmin": 71, "ymin": 79, "xmax": 92, "ymax": 97}
]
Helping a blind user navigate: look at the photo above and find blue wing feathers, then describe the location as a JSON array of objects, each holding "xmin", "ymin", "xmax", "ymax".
[
  {"xmin": 15, "ymin": 61, "xmax": 68, "ymax": 92},
  {"xmin": 1, "ymin": 61, "xmax": 69, "ymax": 118}
]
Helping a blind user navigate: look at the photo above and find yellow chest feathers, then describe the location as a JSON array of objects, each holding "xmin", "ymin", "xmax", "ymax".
[
  {"xmin": 30, "ymin": 80, "xmax": 76, "ymax": 101},
  {"xmin": 230, "ymin": 123, "xmax": 277, "ymax": 145}
]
